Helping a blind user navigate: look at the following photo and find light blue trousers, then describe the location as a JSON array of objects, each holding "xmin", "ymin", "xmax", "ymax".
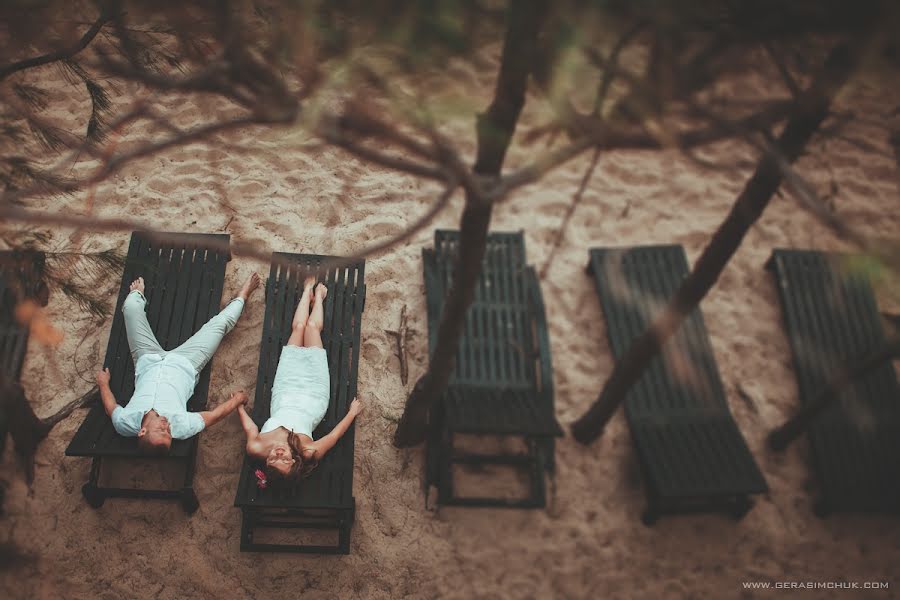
[{"xmin": 122, "ymin": 290, "xmax": 244, "ymax": 373}]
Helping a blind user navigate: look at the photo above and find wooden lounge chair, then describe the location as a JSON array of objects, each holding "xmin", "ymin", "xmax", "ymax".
[
  {"xmin": 0, "ymin": 251, "xmax": 45, "ymax": 381},
  {"xmin": 767, "ymin": 249, "xmax": 900, "ymax": 516},
  {"xmin": 233, "ymin": 252, "xmax": 366, "ymax": 554},
  {"xmin": 587, "ymin": 245, "xmax": 767, "ymax": 524},
  {"xmin": 65, "ymin": 232, "xmax": 231, "ymax": 513},
  {"xmin": 423, "ymin": 230, "xmax": 562, "ymax": 509}
]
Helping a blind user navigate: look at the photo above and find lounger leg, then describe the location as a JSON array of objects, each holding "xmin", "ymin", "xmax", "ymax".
[
  {"xmin": 82, "ymin": 458, "xmax": 105, "ymax": 508},
  {"xmin": 436, "ymin": 426, "xmax": 454, "ymax": 505},
  {"xmin": 527, "ymin": 438, "xmax": 547, "ymax": 508},
  {"xmin": 180, "ymin": 445, "xmax": 200, "ymax": 514},
  {"xmin": 338, "ymin": 509, "xmax": 352, "ymax": 555},
  {"xmin": 730, "ymin": 496, "xmax": 754, "ymax": 520},
  {"xmin": 240, "ymin": 510, "xmax": 254, "ymax": 552},
  {"xmin": 641, "ymin": 504, "xmax": 660, "ymax": 526},
  {"xmin": 813, "ymin": 497, "xmax": 831, "ymax": 519},
  {"xmin": 180, "ymin": 488, "xmax": 200, "ymax": 514}
]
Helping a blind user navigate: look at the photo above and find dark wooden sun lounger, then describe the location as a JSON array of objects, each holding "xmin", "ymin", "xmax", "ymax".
[
  {"xmin": 65, "ymin": 232, "xmax": 231, "ymax": 513},
  {"xmin": 588, "ymin": 245, "xmax": 767, "ymax": 524},
  {"xmin": 0, "ymin": 250, "xmax": 46, "ymax": 457},
  {"xmin": 423, "ymin": 230, "xmax": 562, "ymax": 509},
  {"xmin": 0, "ymin": 251, "xmax": 45, "ymax": 381},
  {"xmin": 233, "ymin": 253, "xmax": 365, "ymax": 554},
  {"xmin": 767, "ymin": 249, "xmax": 900, "ymax": 516}
]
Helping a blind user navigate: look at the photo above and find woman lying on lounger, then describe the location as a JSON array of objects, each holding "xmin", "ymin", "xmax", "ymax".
[{"xmin": 238, "ymin": 277, "xmax": 362, "ymax": 483}]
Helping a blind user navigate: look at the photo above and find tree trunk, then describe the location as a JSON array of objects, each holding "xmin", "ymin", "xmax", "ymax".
[
  {"xmin": 393, "ymin": 0, "xmax": 547, "ymax": 447},
  {"xmin": 768, "ymin": 337, "xmax": 900, "ymax": 451},
  {"xmin": 571, "ymin": 41, "xmax": 866, "ymax": 444}
]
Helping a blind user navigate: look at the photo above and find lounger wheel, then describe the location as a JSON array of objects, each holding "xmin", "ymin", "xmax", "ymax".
[
  {"xmin": 81, "ymin": 483, "xmax": 105, "ymax": 508},
  {"xmin": 812, "ymin": 498, "xmax": 830, "ymax": 519},
  {"xmin": 180, "ymin": 489, "xmax": 200, "ymax": 514},
  {"xmin": 730, "ymin": 497, "xmax": 754, "ymax": 520},
  {"xmin": 641, "ymin": 509, "xmax": 659, "ymax": 526}
]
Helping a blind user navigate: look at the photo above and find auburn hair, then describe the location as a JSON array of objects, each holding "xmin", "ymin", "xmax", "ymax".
[{"xmin": 264, "ymin": 430, "xmax": 320, "ymax": 482}]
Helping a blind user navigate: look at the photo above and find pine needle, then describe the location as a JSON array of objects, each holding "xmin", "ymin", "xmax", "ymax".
[
  {"xmin": 12, "ymin": 84, "xmax": 49, "ymax": 111},
  {"xmin": 27, "ymin": 120, "xmax": 67, "ymax": 152},
  {"xmin": 42, "ymin": 247, "xmax": 126, "ymax": 320},
  {"xmin": 85, "ymin": 80, "xmax": 110, "ymax": 141}
]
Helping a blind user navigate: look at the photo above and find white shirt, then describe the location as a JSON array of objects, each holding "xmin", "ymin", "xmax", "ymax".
[{"xmin": 111, "ymin": 352, "xmax": 205, "ymax": 439}]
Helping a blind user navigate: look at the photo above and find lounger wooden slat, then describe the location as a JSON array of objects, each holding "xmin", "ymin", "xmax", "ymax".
[
  {"xmin": 588, "ymin": 245, "xmax": 767, "ymax": 524},
  {"xmin": 767, "ymin": 249, "xmax": 900, "ymax": 515},
  {"xmin": 423, "ymin": 230, "xmax": 562, "ymax": 509},
  {"xmin": 233, "ymin": 253, "xmax": 366, "ymax": 554},
  {"xmin": 65, "ymin": 232, "xmax": 230, "ymax": 513}
]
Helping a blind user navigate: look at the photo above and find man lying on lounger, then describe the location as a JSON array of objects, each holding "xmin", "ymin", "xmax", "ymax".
[{"xmin": 94, "ymin": 272, "xmax": 261, "ymax": 454}]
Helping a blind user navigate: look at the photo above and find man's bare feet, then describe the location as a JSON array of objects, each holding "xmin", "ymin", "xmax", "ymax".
[
  {"xmin": 129, "ymin": 277, "xmax": 145, "ymax": 294},
  {"xmin": 238, "ymin": 272, "xmax": 261, "ymax": 302}
]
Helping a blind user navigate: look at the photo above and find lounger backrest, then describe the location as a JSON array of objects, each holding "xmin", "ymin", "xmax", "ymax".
[
  {"xmin": 427, "ymin": 231, "xmax": 538, "ymax": 390},
  {"xmin": 243, "ymin": 253, "xmax": 365, "ymax": 507},
  {"xmin": 65, "ymin": 232, "xmax": 230, "ymax": 459},
  {"xmin": 768, "ymin": 249, "xmax": 900, "ymax": 426},
  {"xmin": 590, "ymin": 245, "xmax": 730, "ymax": 419},
  {"xmin": 104, "ymin": 233, "xmax": 231, "ymax": 412}
]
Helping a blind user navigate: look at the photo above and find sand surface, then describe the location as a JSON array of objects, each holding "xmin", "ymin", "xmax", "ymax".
[{"xmin": 1, "ymin": 41, "xmax": 900, "ymax": 600}]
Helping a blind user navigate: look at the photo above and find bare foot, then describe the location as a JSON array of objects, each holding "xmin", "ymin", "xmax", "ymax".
[
  {"xmin": 303, "ymin": 276, "xmax": 316, "ymax": 293},
  {"xmin": 314, "ymin": 282, "xmax": 327, "ymax": 303},
  {"xmin": 238, "ymin": 272, "xmax": 261, "ymax": 302},
  {"xmin": 129, "ymin": 277, "xmax": 145, "ymax": 295}
]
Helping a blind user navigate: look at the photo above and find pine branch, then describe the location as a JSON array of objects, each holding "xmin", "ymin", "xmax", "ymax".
[
  {"xmin": 0, "ymin": 157, "xmax": 75, "ymax": 196},
  {"xmin": 41, "ymin": 248, "xmax": 126, "ymax": 320},
  {"xmin": 0, "ymin": 11, "xmax": 111, "ymax": 82}
]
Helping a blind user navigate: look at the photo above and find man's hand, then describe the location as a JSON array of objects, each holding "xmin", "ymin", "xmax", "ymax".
[
  {"xmin": 96, "ymin": 367, "xmax": 111, "ymax": 388},
  {"xmin": 201, "ymin": 390, "xmax": 250, "ymax": 429},
  {"xmin": 230, "ymin": 390, "xmax": 249, "ymax": 407},
  {"xmin": 96, "ymin": 368, "xmax": 118, "ymax": 417},
  {"xmin": 348, "ymin": 397, "xmax": 362, "ymax": 417}
]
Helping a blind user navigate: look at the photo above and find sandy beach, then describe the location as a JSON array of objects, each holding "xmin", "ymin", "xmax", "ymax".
[{"xmin": 1, "ymin": 37, "xmax": 899, "ymax": 599}]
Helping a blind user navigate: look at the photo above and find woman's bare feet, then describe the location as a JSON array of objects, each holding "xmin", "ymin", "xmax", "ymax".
[
  {"xmin": 129, "ymin": 277, "xmax": 145, "ymax": 294},
  {"xmin": 313, "ymin": 282, "xmax": 327, "ymax": 304},
  {"xmin": 238, "ymin": 272, "xmax": 261, "ymax": 302},
  {"xmin": 290, "ymin": 276, "xmax": 316, "ymax": 332},
  {"xmin": 306, "ymin": 282, "xmax": 327, "ymax": 334}
]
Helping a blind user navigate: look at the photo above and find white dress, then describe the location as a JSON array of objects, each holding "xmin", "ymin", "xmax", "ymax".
[{"xmin": 260, "ymin": 345, "xmax": 330, "ymax": 438}]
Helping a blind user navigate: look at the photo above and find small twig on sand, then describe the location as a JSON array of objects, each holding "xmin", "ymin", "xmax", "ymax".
[
  {"xmin": 385, "ymin": 304, "xmax": 409, "ymax": 385},
  {"xmin": 539, "ymin": 148, "xmax": 601, "ymax": 279}
]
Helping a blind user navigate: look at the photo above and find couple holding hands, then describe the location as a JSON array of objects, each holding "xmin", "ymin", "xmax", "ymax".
[{"xmin": 95, "ymin": 272, "xmax": 362, "ymax": 484}]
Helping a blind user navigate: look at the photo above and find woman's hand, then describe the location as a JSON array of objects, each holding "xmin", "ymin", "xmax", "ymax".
[
  {"xmin": 230, "ymin": 390, "xmax": 250, "ymax": 407},
  {"xmin": 348, "ymin": 397, "xmax": 363, "ymax": 417},
  {"xmin": 96, "ymin": 367, "xmax": 111, "ymax": 388}
]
